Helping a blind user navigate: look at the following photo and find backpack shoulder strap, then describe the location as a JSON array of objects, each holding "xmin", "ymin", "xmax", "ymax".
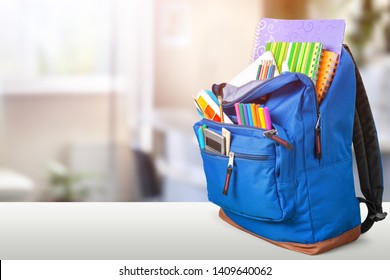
[{"xmin": 344, "ymin": 44, "xmax": 387, "ymax": 234}]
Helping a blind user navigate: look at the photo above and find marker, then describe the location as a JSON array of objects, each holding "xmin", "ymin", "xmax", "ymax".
[
  {"xmin": 243, "ymin": 104, "xmax": 250, "ymax": 126},
  {"xmin": 264, "ymin": 107, "xmax": 272, "ymax": 129},
  {"xmin": 246, "ymin": 104, "xmax": 254, "ymax": 126},
  {"xmin": 258, "ymin": 106, "xmax": 266, "ymax": 129},
  {"xmin": 198, "ymin": 126, "xmax": 205, "ymax": 149},
  {"xmin": 239, "ymin": 103, "xmax": 246, "ymax": 126},
  {"xmin": 234, "ymin": 103, "xmax": 242, "ymax": 125},
  {"xmin": 254, "ymin": 104, "xmax": 261, "ymax": 128},
  {"xmin": 251, "ymin": 103, "xmax": 259, "ymax": 127}
]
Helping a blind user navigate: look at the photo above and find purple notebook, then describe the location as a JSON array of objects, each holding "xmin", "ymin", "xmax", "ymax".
[{"xmin": 252, "ymin": 18, "xmax": 346, "ymax": 61}]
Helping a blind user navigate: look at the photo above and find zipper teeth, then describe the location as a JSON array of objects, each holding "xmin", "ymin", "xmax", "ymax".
[
  {"xmin": 235, "ymin": 153, "xmax": 272, "ymax": 161},
  {"xmin": 202, "ymin": 150, "xmax": 273, "ymax": 161},
  {"xmin": 301, "ymin": 73, "xmax": 320, "ymax": 115}
]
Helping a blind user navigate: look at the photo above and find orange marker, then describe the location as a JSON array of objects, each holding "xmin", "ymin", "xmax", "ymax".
[{"xmin": 250, "ymin": 104, "xmax": 258, "ymax": 127}]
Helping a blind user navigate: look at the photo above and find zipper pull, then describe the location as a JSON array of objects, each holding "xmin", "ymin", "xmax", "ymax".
[
  {"xmin": 315, "ymin": 114, "xmax": 322, "ymax": 159},
  {"xmin": 263, "ymin": 129, "xmax": 293, "ymax": 150},
  {"xmin": 222, "ymin": 152, "xmax": 234, "ymax": 195}
]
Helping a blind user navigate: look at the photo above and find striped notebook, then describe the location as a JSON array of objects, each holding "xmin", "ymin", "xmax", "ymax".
[{"xmin": 266, "ymin": 42, "xmax": 323, "ymax": 83}]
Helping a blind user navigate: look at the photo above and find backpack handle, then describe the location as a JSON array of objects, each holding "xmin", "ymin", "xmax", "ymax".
[{"xmin": 344, "ymin": 44, "xmax": 387, "ymax": 234}]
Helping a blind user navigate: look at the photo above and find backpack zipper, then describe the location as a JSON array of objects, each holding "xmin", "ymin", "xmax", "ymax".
[
  {"xmin": 315, "ymin": 112, "xmax": 322, "ymax": 159},
  {"xmin": 223, "ymin": 151, "xmax": 235, "ymax": 195},
  {"xmin": 263, "ymin": 129, "xmax": 293, "ymax": 150},
  {"xmin": 220, "ymin": 151, "xmax": 274, "ymax": 196}
]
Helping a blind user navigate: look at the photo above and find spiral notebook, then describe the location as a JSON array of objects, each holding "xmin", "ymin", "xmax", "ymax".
[
  {"xmin": 316, "ymin": 50, "xmax": 339, "ymax": 104},
  {"xmin": 251, "ymin": 18, "xmax": 345, "ymax": 61}
]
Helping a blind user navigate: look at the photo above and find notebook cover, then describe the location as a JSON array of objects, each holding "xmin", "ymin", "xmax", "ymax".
[
  {"xmin": 266, "ymin": 42, "xmax": 323, "ymax": 82},
  {"xmin": 252, "ymin": 18, "xmax": 345, "ymax": 61}
]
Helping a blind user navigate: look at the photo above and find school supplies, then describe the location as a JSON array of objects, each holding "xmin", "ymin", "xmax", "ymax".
[
  {"xmin": 252, "ymin": 18, "xmax": 346, "ymax": 61},
  {"xmin": 233, "ymin": 103, "xmax": 272, "ymax": 129},
  {"xmin": 256, "ymin": 58, "xmax": 276, "ymax": 80},
  {"xmin": 243, "ymin": 104, "xmax": 250, "ymax": 126},
  {"xmin": 266, "ymin": 42, "xmax": 323, "ymax": 83},
  {"xmin": 234, "ymin": 103, "xmax": 242, "ymax": 125},
  {"xmin": 316, "ymin": 50, "xmax": 339, "ymax": 104},
  {"xmin": 229, "ymin": 51, "xmax": 279, "ymax": 87},
  {"xmin": 250, "ymin": 104, "xmax": 258, "ymax": 127},
  {"xmin": 222, "ymin": 128, "xmax": 231, "ymax": 155},
  {"xmin": 197, "ymin": 126, "xmax": 205, "ymax": 149},
  {"xmin": 199, "ymin": 126, "xmax": 231, "ymax": 157},
  {"xmin": 264, "ymin": 107, "xmax": 272, "ymax": 130},
  {"xmin": 194, "ymin": 90, "xmax": 233, "ymax": 124},
  {"xmin": 239, "ymin": 103, "xmax": 246, "ymax": 125},
  {"xmin": 204, "ymin": 128, "xmax": 225, "ymax": 155},
  {"xmin": 258, "ymin": 106, "xmax": 266, "ymax": 129}
]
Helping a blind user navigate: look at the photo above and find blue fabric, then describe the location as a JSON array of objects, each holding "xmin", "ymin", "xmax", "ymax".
[{"xmin": 193, "ymin": 47, "xmax": 360, "ymax": 244}]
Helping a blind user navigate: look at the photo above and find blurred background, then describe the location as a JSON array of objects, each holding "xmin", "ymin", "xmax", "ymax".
[{"xmin": 0, "ymin": 0, "xmax": 389, "ymax": 202}]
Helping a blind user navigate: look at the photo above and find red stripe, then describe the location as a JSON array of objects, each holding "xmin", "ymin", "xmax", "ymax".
[
  {"xmin": 272, "ymin": 135, "xmax": 288, "ymax": 146},
  {"xmin": 316, "ymin": 135, "xmax": 321, "ymax": 154}
]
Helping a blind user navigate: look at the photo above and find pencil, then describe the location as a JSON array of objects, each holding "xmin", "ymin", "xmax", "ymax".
[{"xmin": 218, "ymin": 96, "xmax": 224, "ymax": 123}]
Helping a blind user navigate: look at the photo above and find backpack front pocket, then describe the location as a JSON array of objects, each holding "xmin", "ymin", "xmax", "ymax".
[{"xmin": 196, "ymin": 121, "xmax": 296, "ymax": 222}]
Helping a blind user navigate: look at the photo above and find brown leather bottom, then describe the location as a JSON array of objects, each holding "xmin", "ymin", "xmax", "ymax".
[{"xmin": 219, "ymin": 209, "xmax": 361, "ymax": 255}]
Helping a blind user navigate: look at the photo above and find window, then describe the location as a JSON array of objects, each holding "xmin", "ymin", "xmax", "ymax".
[{"xmin": 0, "ymin": 0, "xmax": 117, "ymax": 93}]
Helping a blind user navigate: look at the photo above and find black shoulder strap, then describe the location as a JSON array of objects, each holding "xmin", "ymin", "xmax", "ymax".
[{"xmin": 344, "ymin": 44, "xmax": 387, "ymax": 234}]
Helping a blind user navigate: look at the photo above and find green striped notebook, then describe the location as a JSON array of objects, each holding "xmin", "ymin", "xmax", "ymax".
[{"xmin": 266, "ymin": 42, "xmax": 323, "ymax": 83}]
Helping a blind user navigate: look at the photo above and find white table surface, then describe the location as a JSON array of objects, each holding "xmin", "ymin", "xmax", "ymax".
[{"xmin": 0, "ymin": 202, "xmax": 388, "ymax": 259}]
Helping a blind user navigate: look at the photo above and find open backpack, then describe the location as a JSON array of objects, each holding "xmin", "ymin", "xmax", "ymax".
[{"xmin": 193, "ymin": 44, "xmax": 387, "ymax": 255}]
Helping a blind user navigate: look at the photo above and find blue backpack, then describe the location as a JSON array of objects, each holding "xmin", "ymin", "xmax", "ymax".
[{"xmin": 193, "ymin": 45, "xmax": 387, "ymax": 255}]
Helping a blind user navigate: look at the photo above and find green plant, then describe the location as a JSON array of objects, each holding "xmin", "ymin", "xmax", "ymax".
[{"xmin": 47, "ymin": 161, "xmax": 88, "ymax": 202}]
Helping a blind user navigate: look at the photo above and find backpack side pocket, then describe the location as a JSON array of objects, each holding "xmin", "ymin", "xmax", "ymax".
[{"xmin": 195, "ymin": 120, "xmax": 296, "ymax": 222}]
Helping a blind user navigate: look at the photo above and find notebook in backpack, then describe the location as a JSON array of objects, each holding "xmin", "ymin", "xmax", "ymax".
[{"xmin": 193, "ymin": 45, "xmax": 387, "ymax": 255}]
